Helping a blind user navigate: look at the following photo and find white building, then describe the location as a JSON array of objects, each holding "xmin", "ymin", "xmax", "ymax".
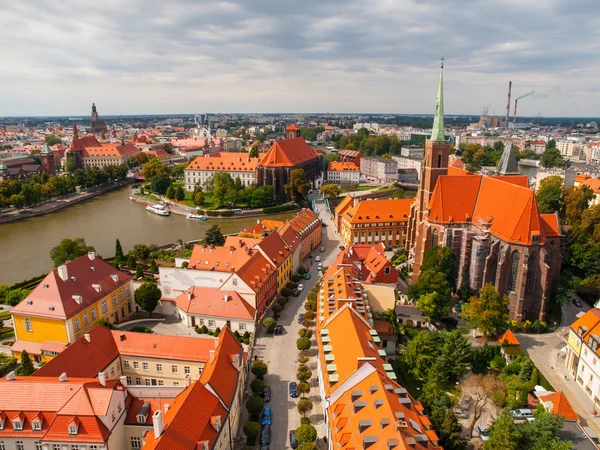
[
  {"xmin": 327, "ymin": 161, "xmax": 360, "ymax": 184},
  {"xmin": 557, "ymin": 140, "xmax": 584, "ymax": 161},
  {"xmin": 184, "ymin": 152, "xmax": 259, "ymax": 191},
  {"xmin": 392, "ymin": 154, "xmax": 423, "ymax": 179},
  {"xmin": 360, "ymin": 156, "xmax": 398, "ymax": 184},
  {"xmin": 400, "ymin": 145, "xmax": 424, "ymax": 159}
]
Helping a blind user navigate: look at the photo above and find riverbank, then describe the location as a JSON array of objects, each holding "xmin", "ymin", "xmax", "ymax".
[{"xmin": 0, "ymin": 178, "xmax": 135, "ymax": 225}]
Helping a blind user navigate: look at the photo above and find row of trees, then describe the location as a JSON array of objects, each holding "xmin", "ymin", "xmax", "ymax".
[
  {"xmin": 202, "ymin": 172, "xmax": 275, "ymax": 208},
  {"xmin": 336, "ymin": 129, "xmax": 406, "ymax": 156}
]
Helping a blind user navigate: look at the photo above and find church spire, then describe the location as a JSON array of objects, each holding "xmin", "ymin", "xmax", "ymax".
[{"xmin": 430, "ymin": 59, "xmax": 446, "ymax": 142}]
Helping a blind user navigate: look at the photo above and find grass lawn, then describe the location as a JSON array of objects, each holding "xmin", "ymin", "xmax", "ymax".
[
  {"xmin": 354, "ymin": 185, "xmax": 374, "ymax": 191},
  {"xmin": 0, "ymin": 328, "xmax": 14, "ymax": 340},
  {"xmin": 0, "ymin": 312, "xmax": 10, "ymax": 321}
]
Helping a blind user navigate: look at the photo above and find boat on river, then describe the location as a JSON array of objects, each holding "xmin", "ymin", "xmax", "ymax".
[
  {"xmin": 146, "ymin": 204, "xmax": 170, "ymax": 216},
  {"xmin": 186, "ymin": 213, "xmax": 208, "ymax": 221}
]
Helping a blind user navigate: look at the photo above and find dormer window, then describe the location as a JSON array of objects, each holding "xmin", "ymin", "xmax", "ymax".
[
  {"xmin": 68, "ymin": 425, "xmax": 78, "ymax": 435},
  {"xmin": 13, "ymin": 420, "xmax": 22, "ymax": 431},
  {"xmin": 67, "ymin": 418, "xmax": 80, "ymax": 436},
  {"xmin": 32, "ymin": 420, "xmax": 41, "ymax": 431}
]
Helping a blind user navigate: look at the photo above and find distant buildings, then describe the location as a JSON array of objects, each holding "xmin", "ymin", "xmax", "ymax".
[
  {"xmin": 360, "ymin": 156, "xmax": 398, "ymax": 184},
  {"xmin": 338, "ymin": 149, "xmax": 362, "ymax": 168},
  {"xmin": 89, "ymin": 103, "xmax": 108, "ymax": 135},
  {"xmin": 574, "ymin": 174, "xmax": 600, "ymax": 205}
]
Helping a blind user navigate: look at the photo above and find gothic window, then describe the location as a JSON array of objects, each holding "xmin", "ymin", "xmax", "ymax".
[
  {"xmin": 507, "ymin": 250, "xmax": 520, "ymax": 293},
  {"xmin": 437, "ymin": 151, "xmax": 442, "ymax": 167},
  {"xmin": 431, "ymin": 229, "xmax": 439, "ymax": 247},
  {"xmin": 525, "ymin": 253, "xmax": 536, "ymax": 294}
]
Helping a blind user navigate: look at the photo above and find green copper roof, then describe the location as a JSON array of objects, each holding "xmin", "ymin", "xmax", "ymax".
[
  {"xmin": 0, "ymin": 163, "xmax": 7, "ymax": 171},
  {"xmin": 430, "ymin": 66, "xmax": 446, "ymax": 141},
  {"xmin": 41, "ymin": 143, "xmax": 53, "ymax": 155}
]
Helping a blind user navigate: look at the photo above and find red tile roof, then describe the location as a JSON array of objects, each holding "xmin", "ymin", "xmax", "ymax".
[
  {"xmin": 170, "ymin": 287, "xmax": 255, "ymax": 320},
  {"xmin": 255, "ymin": 231, "xmax": 292, "ymax": 268},
  {"xmin": 286, "ymin": 124, "xmax": 300, "ymax": 131},
  {"xmin": 234, "ymin": 252, "xmax": 275, "ymax": 293},
  {"xmin": 82, "ymin": 142, "xmax": 140, "ymax": 158},
  {"xmin": 539, "ymin": 391, "xmax": 579, "ymax": 421},
  {"xmin": 185, "ymin": 152, "xmax": 259, "ymax": 172},
  {"xmin": 344, "ymin": 198, "xmax": 413, "ymax": 225},
  {"xmin": 498, "ymin": 329, "xmax": 520, "ymax": 346},
  {"xmin": 328, "ymin": 161, "xmax": 359, "ymax": 172},
  {"xmin": 189, "ymin": 244, "xmax": 254, "ymax": 272},
  {"xmin": 259, "ymin": 138, "xmax": 321, "ymax": 167}
]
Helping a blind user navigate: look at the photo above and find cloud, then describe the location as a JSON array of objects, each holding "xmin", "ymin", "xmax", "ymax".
[{"xmin": 0, "ymin": 0, "xmax": 599, "ymax": 116}]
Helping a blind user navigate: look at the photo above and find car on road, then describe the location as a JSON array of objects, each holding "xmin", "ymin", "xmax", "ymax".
[
  {"xmin": 572, "ymin": 297, "xmax": 583, "ymax": 307},
  {"xmin": 298, "ymin": 313, "xmax": 305, "ymax": 324},
  {"xmin": 509, "ymin": 409, "xmax": 534, "ymax": 419},
  {"xmin": 263, "ymin": 385, "xmax": 271, "ymax": 402},
  {"xmin": 274, "ymin": 325, "xmax": 283, "ymax": 335},
  {"xmin": 317, "ymin": 263, "xmax": 323, "ymax": 271},
  {"xmin": 289, "ymin": 430, "xmax": 298, "ymax": 449},
  {"xmin": 320, "ymin": 246, "xmax": 325, "ymax": 252},
  {"xmin": 260, "ymin": 425, "xmax": 270, "ymax": 444},
  {"xmin": 261, "ymin": 407, "xmax": 272, "ymax": 425},
  {"xmin": 297, "ymin": 284, "xmax": 304, "ymax": 291},
  {"xmin": 289, "ymin": 382, "xmax": 298, "ymax": 398},
  {"xmin": 477, "ymin": 424, "xmax": 490, "ymax": 441},
  {"xmin": 453, "ymin": 407, "xmax": 467, "ymax": 419},
  {"xmin": 292, "ymin": 289, "xmax": 300, "ymax": 297},
  {"xmin": 304, "ymin": 272, "xmax": 311, "ymax": 280},
  {"xmin": 315, "ymin": 256, "xmax": 321, "ymax": 262}
]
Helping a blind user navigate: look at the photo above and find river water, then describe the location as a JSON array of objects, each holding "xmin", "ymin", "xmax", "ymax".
[{"xmin": 0, "ymin": 188, "xmax": 295, "ymax": 285}]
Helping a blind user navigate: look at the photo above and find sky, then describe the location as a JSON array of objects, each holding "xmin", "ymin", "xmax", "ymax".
[{"xmin": 1, "ymin": 0, "xmax": 599, "ymax": 117}]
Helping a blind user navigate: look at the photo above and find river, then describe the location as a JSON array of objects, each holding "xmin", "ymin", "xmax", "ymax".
[{"xmin": 0, "ymin": 188, "xmax": 295, "ymax": 285}]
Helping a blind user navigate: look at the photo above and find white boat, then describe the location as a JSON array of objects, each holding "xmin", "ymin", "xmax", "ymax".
[
  {"xmin": 146, "ymin": 204, "xmax": 170, "ymax": 216},
  {"xmin": 186, "ymin": 213, "xmax": 207, "ymax": 221}
]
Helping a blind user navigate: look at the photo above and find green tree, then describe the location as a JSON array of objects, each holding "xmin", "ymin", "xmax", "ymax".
[
  {"xmin": 0, "ymin": 284, "xmax": 9, "ymax": 299},
  {"xmin": 402, "ymin": 331, "xmax": 445, "ymax": 380},
  {"xmin": 246, "ymin": 395, "xmax": 264, "ymax": 420},
  {"xmin": 49, "ymin": 238, "xmax": 95, "ymax": 267},
  {"xmin": 540, "ymin": 148, "xmax": 565, "ymax": 168},
  {"xmin": 127, "ymin": 253, "xmax": 137, "ymax": 269},
  {"xmin": 250, "ymin": 378, "xmax": 265, "ymax": 395},
  {"xmin": 297, "ymin": 365, "xmax": 312, "ymax": 383},
  {"xmin": 142, "ymin": 158, "xmax": 170, "ymax": 181},
  {"xmin": 263, "ymin": 317, "xmax": 277, "ymax": 333},
  {"xmin": 165, "ymin": 186, "xmax": 175, "ymax": 199},
  {"xmin": 251, "ymin": 185, "xmax": 275, "ymax": 207},
  {"xmin": 175, "ymin": 186, "xmax": 185, "ymax": 201},
  {"xmin": 251, "ymin": 359, "xmax": 268, "ymax": 380},
  {"xmin": 325, "ymin": 152, "xmax": 341, "ymax": 164},
  {"xmin": 298, "ymin": 443, "xmax": 319, "ymax": 450},
  {"xmin": 5, "ymin": 288, "xmax": 29, "ymax": 306},
  {"xmin": 150, "ymin": 173, "xmax": 172, "ymax": 195},
  {"xmin": 296, "ymin": 424, "xmax": 317, "ymax": 444},
  {"xmin": 320, "ymin": 183, "xmax": 341, "ymax": 201},
  {"xmin": 114, "ymin": 239, "xmax": 124, "ymax": 263},
  {"xmin": 19, "ymin": 350, "xmax": 35, "ymax": 376},
  {"xmin": 134, "ymin": 282, "xmax": 161, "ymax": 316},
  {"xmin": 193, "ymin": 191, "xmax": 204, "ymax": 205},
  {"xmin": 536, "ymin": 175, "xmax": 563, "ymax": 213},
  {"xmin": 212, "ymin": 171, "xmax": 234, "ymax": 207},
  {"xmin": 170, "ymin": 163, "xmax": 186, "ymax": 180},
  {"xmin": 297, "ymin": 398, "xmax": 313, "ymax": 417},
  {"xmin": 65, "ymin": 157, "xmax": 78, "ymax": 173},
  {"xmin": 249, "ymin": 145, "xmax": 260, "ymax": 158},
  {"xmin": 563, "ymin": 185, "xmax": 593, "ymax": 226},
  {"xmin": 134, "ymin": 264, "xmax": 144, "ymax": 279},
  {"xmin": 484, "ymin": 411, "xmax": 520, "ymax": 450},
  {"xmin": 243, "ymin": 422, "xmax": 260, "ymax": 446},
  {"xmin": 408, "ymin": 270, "xmax": 451, "ymax": 303},
  {"xmin": 519, "ymin": 358, "xmax": 534, "ymax": 381},
  {"xmin": 462, "ymin": 283, "xmax": 509, "ymax": 335},
  {"xmin": 285, "ymin": 169, "xmax": 311, "ymax": 203},
  {"xmin": 44, "ymin": 134, "xmax": 62, "ymax": 146},
  {"xmin": 420, "ymin": 246, "xmax": 459, "ymax": 291},
  {"xmin": 440, "ymin": 329, "xmax": 472, "ymax": 381},
  {"xmin": 297, "ymin": 382, "xmax": 310, "ymax": 397},
  {"xmin": 417, "ymin": 291, "xmax": 451, "ymax": 322},
  {"xmin": 149, "ymin": 260, "xmax": 158, "ymax": 273},
  {"xmin": 296, "ymin": 337, "xmax": 311, "ymax": 352},
  {"xmin": 204, "ymin": 224, "xmax": 225, "ymax": 246},
  {"xmin": 431, "ymin": 408, "xmax": 467, "ymax": 450}
]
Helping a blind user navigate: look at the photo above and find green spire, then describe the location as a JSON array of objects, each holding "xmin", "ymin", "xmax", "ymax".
[
  {"xmin": 42, "ymin": 143, "xmax": 52, "ymax": 155},
  {"xmin": 430, "ymin": 61, "xmax": 446, "ymax": 141}
]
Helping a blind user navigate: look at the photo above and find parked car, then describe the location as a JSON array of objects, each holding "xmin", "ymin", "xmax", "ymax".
[
  {"xmin": 289, "ymin": 430, "xmax": 298, "ymax": 449},
  {"xmin": 289, "ymin": 382, "xmax": 298, "ymax": 398},
  {"xmin": 304, "ymin": 272, "xmax": 311, "ymax": 280},
  {"xmin": 320, "ymin": 246, "xmax": 325, "ymax": 252},
  {"xmin": 572, "ymin": 297, "xmax": 583, "ymax": 307},
  {"xmin": 298, "ymin": 313, "xmax": 305, "ymax": 324},
  {"xmin": 260, "ymin": 425, "xmax": 270, "ymax": 444},
  {"xmin": 460, "ymin": 395, "xmax": 472, "ymax": 411},
  {"xmin": 274, "ymin": 325, "xmax": 283, "ymax": 335},
  {"xmin": 509, "ymin": 409, "xmax": 534, "ymax": 419},
  {"xmin": 315, "ymin": 256, "xmax": 321, "ymax": 262},
  {"xmin": 263, "ymin": 385, "xmax": 271, "ymax": 402},
  {"xmin": 297, "ymin": 284, "xmax": 305, "ymax": 291},
  {"xmin": 453, "ymin": 407, "xmax": 467, "ymax": 419},
  {"xmin": 477, "ymin": 424, "xmax": 490, "ymax": 441},
  {"xmin": 317, "ymin": 263, "xmax": 323, "ymax": 271},
  {"xmin": 293, "ymin": 289, "xmax": 300, "ymax": 297},
  {"xmin": 261, "ymin": 407, "xmax": 272, "ymax": 426}
]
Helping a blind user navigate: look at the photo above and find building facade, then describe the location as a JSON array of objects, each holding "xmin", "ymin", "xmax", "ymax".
[
  {"xmin": 360, "ymin": 156, "xmax": 398, "ymax": 184},
  {"xmin": 326, "ymin": 161, "xmax": 360, "ymax": 184},
  {"xmin": 184, "ymin": 152, "xmax": 259, "ymax": 191}
]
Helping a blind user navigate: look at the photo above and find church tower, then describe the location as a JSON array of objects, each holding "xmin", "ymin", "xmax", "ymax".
[
  {"xmin": 285, "ymin": 124, "xmax": 301, "ymax": 140},
  {"xmin": 407, "ymin": 61, "xmax": 451, "ymax": 280},
  {"xmin": 91, "ymin": 103, "xmax": 99, "ymax": 122},
  {"xmin": 40, "ymin": 143, "xmax": 56, "ymax": 175}
]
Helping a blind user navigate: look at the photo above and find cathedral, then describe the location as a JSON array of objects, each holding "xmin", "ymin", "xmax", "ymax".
[
  {"xmin": 406, "ymin": 65, "xmax": 562, "ymax": 322},
  {"xmin": 90, "ymin": 103, "xmax": 108, "ymax": 135}
]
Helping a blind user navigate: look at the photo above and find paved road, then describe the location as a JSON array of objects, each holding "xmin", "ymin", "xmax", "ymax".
[{"xmin": 252, "ymin": 201, "xmax": 339, "ymax": 449}]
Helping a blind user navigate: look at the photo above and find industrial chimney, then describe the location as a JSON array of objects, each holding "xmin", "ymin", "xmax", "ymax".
[
  {"xmin": 506, "ymin": 81, "xmax": 512, "ymax": 125},
  {"xmin": 513, "ymin": 99, "xmax": 518, "ymax": 123}
]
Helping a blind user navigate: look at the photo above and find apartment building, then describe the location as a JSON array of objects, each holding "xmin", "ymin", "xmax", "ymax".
[
  {"xmin": 360, "ymin": 156, "xmax": 398, "ymax": 184},
  {"xmin": 280, "ymin": 208, "xmax": 322, "ymax": 260},
  {"xmin": 184, "ymin": 152, "xmax": 260, "ymax": 191},
  {"xmin": 326, "ymin": 161, "xmax": 360, "ymax": 184}
]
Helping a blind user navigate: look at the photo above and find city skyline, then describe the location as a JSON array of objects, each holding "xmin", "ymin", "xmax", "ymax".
[{"xmin": 2, "ymin": 0, "xmax": 599, "ymax": 117}]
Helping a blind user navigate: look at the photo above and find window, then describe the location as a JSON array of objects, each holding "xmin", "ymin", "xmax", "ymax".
[
  {"xmin": 126, "ymin": 376, "xmax": 132, "ymax": 384},
  {"xmin": 119, "ymin": 291, "xmax": 124, "ymax": 301},
  {"xmin": 239, "ymin": 323, "xmax": 246, "ymax": 331},
  {"xmin": 112, "ymin": 294, "xmax": 117, "ymax": 306},
  {"xmin": 124, "ymin": 360, "xmax": 130, "ymax": 369},
  {"xmin": 13, "ymin": 421, "xmax": 22, "ymax": 431},
  {"xmin": 25, "ymin": 318, "xmax": 32, "ymax": 332},
  {"xmin": 68, "ymin": 425, "xmax": 78, "ymax": 435},
  {"xmin": 131, "ymin": 437, "xmax": 142, "ymax": 449},
  {"xmin": 156, "ymin": 364, "xmax": 163, "ymax": 372},
  {"xmin": 111, "ymin": 412, "xmax": 116, "ymax": 422},
  {"xmin": 385, "ymin": 267, "xmax": 391, "ymax": 275},
  {"xmin": 185, "ymin": 366, "xmax": 190, "ymax": 374},
  {"xmin": 117, "ymin": 362, "xmax": 121, "ymax": 372},
  {"xmin": 143, "ymin": 362, "xmax": 149, "ymax": 371},
  {"xmin": 53, "ymin": 445, "xmax": 60, "ymax": 450},
  {"xmin": 173, "ymin": 382, "xmax": 179, "ymax": 386},
  {"xmin": 525, "ymin": 252, "xmax": 537, "ymax": 294},
  {"xmin": 35, "ymin": 442, "xmax": 42, "ymax": 450},
  {"xmin": 16, "ymin": 442, "xmax": 23, "ymax": 450},
  {"xmin": 91, "ymin": 308, "xmax": 97, "ymax": 320},
  {"xmin": 102, "ymin": 301, "xmax": 108, "ymax": 313},
  {"xmin": 71, "ymin": 445, "xmax": 79, "ymax": 450},
  {"xmin": 33, "ymin": 421, "xmax": 41, "ymax": 431},
  {"xmin": 135, "ymin": 377, "xmax": 141, "ymax": 385},
  {"xmin": 172, "ymin": 365, "xmax": 178, "ymax": 373},
  {"xmin": 74, "ymin": 318, "xmax": 80, "ymax": 332},
  {"xmin": 0, "ymin": 443, "xmax": 4, "ymax": 450},
  {"xmin": 197, "ymin": 318, "xmax": 204, "ymax": 326},
  {"xmin": 83, "ymin": 313, "xmax": 89, "ymax": 326},
  {"xmin": 128, "ymin": 303, "xmax": 132, "ymax": 313},
  {"xmin": 126, "ymin": 286, "xmax": 131, "ymax": 297},
  {"xmin": 208, "ymin": 320, "xmax": 216, "ymax": 328},
  {"xmin": 158, "ymin": 380, "xmax": 164, "ymax": 386},
  {"xmin": 506, "ymin": 250, "xmax": 520, "ymax": 293},
  {"xmin": 90, "ymin": 447, "xmax": 98, "ymax": 450},
  {"xmin": 145, "ymin": 379, "xmax": 151, "ymax": 386},
  {"xmin": 110, "ymin": 367, "xmax": 115, "ymax": 377},
  {"xmin": 431, "ymin": 229, "xmax": 439, "ymax": 247},
  {"xmin": 133, "ymin": 361, "xmax": 139, "ymax": 369}
]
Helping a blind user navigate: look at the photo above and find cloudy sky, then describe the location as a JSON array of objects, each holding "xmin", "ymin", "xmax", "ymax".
[{"xmin": 1, "ymin": 0, "xmax": 599, "ymax": 117}]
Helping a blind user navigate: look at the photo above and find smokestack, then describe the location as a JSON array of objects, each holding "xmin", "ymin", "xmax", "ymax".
[
  {"xmin": 513, "ymin": 99, "xmax": 518, "ymax": 123},
  {"xmin": 506, "ymin": 81, "xmax": 512, "ymax": 124},
  {"xmin": 153, "ymin": 411, "xmax": 164, "ymax": 438}
]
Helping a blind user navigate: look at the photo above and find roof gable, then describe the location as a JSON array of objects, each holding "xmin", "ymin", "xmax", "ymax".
[{"xmin": 259, "ymin": 138, "xmax": 320, "ymax": 167}]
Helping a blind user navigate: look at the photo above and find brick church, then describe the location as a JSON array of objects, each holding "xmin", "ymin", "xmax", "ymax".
[{"xmin": 406, "ymin": 65, "xmax": 562, "ymax": 322}]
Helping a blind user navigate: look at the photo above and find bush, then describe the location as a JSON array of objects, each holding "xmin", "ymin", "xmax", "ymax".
[
  {"xmin": 277, "ymin": 296, "xmax": 287, "ymax": 306},
  {"xmin": 233, "ymin": 330, "xmax": 241, "ymax": 339},
  {"xmin": 5, "ymin": 288, "xmax": 29, "ymax": 306},
  {"xmin": 129, "ymin": 326, "xmax": 152, "ymax": 333},
  {"xmin": 297, "ymin": 382, "xmax": 311, "ymax": 397},
  {"xmin": 219, "ymin": 210, "xmax": 234, "ymax": 217},
  {"xmin": 291, "ymin": 274, "xmax": 302, "ymax": 283},
  {"xmin": 213, "ymin": 327, "xmax": 221, "ymax": 336},
  {"xmin": 303, "ymin": 310, "xmax": 316, "ymax": 321},
  {"xmin": 243, "ymin": 331, "xmax": 251, "ymax": 340},
  {"xmin": 250, "ymin": 378, "xmax": 265, "ymax": 395},
  {"xmin": 286, "ymin": 281, "xmax": 296, "ymax": 290},
  {"xmin": 200, "ymin": 325, "xmax": 209, "ymax": 334},
  {"xmin": 298, "ymin": 267, "xmax": 306, "ymax": 275},
  {"xmin": 263, "ymin": 204, "xmax": 298, "ymax": 214},
  {"xmin": 272, "ymin": 303, "xmax": 283, "ymax": 314},
  {"xmin": 297, "ymin": 398, "xmax": 314, "ymax": 417},
  {"xmin": 304, "ymin": 301, "xmax": 316, "ymax": 312},
  {"xmin": 298, "ymin": 329, "xmax": 313, "ymax": 339},
  {"xmin": 281, "ymin": 287, "xmax": 292, "ymax": 298},
  {"xmin": 263, "ymin": 317, "xmax": 277, "ymax": 333},
  {"xmin": 243, "ymin": 421, "xmax": 260, "ymax": 446},
  {"xmin": 251, "ymin": 359, "xmax": 268, "ymax": 380},
  {"xmin": 297, "ymin": 337, "xmax": 311, "ymax": 352},
  {"xmin": 296, "ymin": 424, "xmax": 317, "ymax": 444}
]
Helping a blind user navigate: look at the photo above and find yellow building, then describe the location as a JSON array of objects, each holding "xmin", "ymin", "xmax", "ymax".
[
  {"xmin": 254, "ymin": 231, "xmax": 293, "ymax": 293},
  {"xmin": 11, "ymin": 252, "xmax": 134, "ymax": 362}
]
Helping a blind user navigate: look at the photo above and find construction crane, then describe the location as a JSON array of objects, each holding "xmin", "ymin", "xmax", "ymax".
[{"xmin": 482, "ymin": 103, "xmax": 492, "ymax": 116}]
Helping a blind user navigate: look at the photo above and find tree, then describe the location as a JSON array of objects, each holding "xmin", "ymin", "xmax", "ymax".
[
  {"xmin": 243, "ymin": 421, "xmax": 260, "ymax": 446},
  {"xmin": 439, "ymin": 329, "xmax": 472, "ymax": 381},
  {"xmin": 193, "ymin": 191, "xmax": 204, "ymax": 205},
  {"xmin": 212, "ymin": 171, "xmax": 235, "ymax": 207},
  {"xmin": 134, "ymin": 282, "xmax": 161, "ymax": 316},
  {"xmin": 536, "ymin": 175, "xmax": 563, "ymax": 213},
  {"xmin": 204, "ymin": 224, "xmax": 225, "ymax": 246},
  {"xmin": 5, "ymin": 288, "xmax": 29, "ymax": 306},
  {"xmin": 250, "ymin": 378, "xmax": 265, "ymax": 395},
  {"xmin": 461, "ymin": 283, "xmax": 510, "ymax": 335},
  {"xmin": 402, "ymin": 331, "xmax": 445, "ymax": 380},
  {"xmin": 49, "ymin": 238, "xmax": 95, "ymax": 267},
  {"xmin": 325, "ymin": 152, "xmax": 341, "ymax": 164},
  {"xmin": 249, "ymin": 145, "xmax": 260, "ymax": 158},
  {"xmin": 417, "ymin": 291, "xmax": 451, "ymax": 322},
  {"xmin": 298, "ymin": 443, "xmax": 319, "ymax": 450},
  {"xmin": 563, "ymin": 186, "xmax": 593, "ymax": 226},
  {"xmin": 303, "ymin": 310, "xmax": 316, "ymax": 321},
  {"xmin": 420, "ymin": 246, "xmax": 459, "ymax": 291},
  {"xmin": 297, "ymin": 398, "xmax": 313, "ymax": 417},
  {"xmin": 149, "ymin": 260, "xmax": 158, "ymax": 273},
  {"xmin": 246, "ymin": 395, "xmax": 264, "ymax": 420},
  {"xmin": 430, "ymin": 408, "xmax": 467, "ymax": 450},
  {"xmin": 463, "ymin": 373, "xmax": 505, "ymax": 438},
  {"xmin": 297, "ymin": 382, "xmax": 310, "ymax": 397},
  {"xmin": 175, "ymin": 186, "xmax": 185, "ymax": 201},
  {"xmin": 0, "ymin": 284, "xmax": 9, "ymax": 299},
  {"xmin": 320, "ymin": 184, "xmax": 341, "ymax": 201},
  {"xmin": 128, "ymin": 253, "xmax": 137, "ymax": 269},
  {"xmin": 165, "ymin": 186, "xmax": 175, "ymax": 199},
  {"xmin": 142, "ymin": 158, "xmax": 170, "ymax": 181},
  {"xmin": 251, "ymin": 359, "xmax": 268, "ymax": 380},
  {"xmin": 150, "ymin": 174, "xmax": 172, "ymax": 195},
  {"xmin": 134, "ymin": 264, "xmax": 144, "ymax": 279},
  {"xmin": 484, "ymin": 411, "xmax": 520, "ymax": 450},
  {"xmin": 296, "ymin": 424, "xmax": 317, "ymax": 444},
  {"xmin": 19, "ymin": 350, "xmax": 35, "ymax": 376},
  {"xmin": 44, "ymin": 134, "xmax": 62, "ymax": 146},
  {"xmin": 250, "ymin": 185, "xmax": 275, "ymax": 208},
  {"xmin": 285, "ymin": 169, "xmax": 311, "ymax": 203},
  {"xmin": 263, "ymin": 317, "xmax": 277, "ymax": 333},
  {"xmin": 115, "ymin": 239, "xmax": 124, "ymax": 263},
  {"xmin": 297, "ymin": 365, "xmax": 312, "ymax": 383},
  {"xmin": 296, "ymin": 337, "xmax": 311, "ymax": 352},
  {"xmin": 540, "ymin": 147, "xmax": 565, "ymax": 168}
]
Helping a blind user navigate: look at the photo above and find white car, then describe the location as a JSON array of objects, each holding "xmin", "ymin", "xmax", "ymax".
[
  {"xmin": 317, "ymin": 263, "xmax": 323, "ymax": 271},
  {"xmin": 315, "ymin": 256, "xmax": 321, "ymax": 262},
  {"xmin": 477, "ymin": 424, "xmax": 490, "ymax": 441},
  {"xmin": 297, "ymin": 284, "xmax": 304, "ymax": 292},
  {"xmin": 509, "ymin": 409, "xmax": 534, "ymax": 419}
]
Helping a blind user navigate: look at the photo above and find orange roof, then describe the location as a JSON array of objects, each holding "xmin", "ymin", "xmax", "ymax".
[
  {"xmin": 344, "ymin": 198, "xmax": 413, "ymax": 225},
  {"xmin": 318, "ymin": 270, "xmax": 367, "ymax": 325},
  {"xmin": 493, "ymin": 175, "xmax": 530, "ymax": 188},
  {"xmin": 498, "ymin": 329, "xmax": 520, "ymax": 346},
  {"xmin": 328, "ymin": 161, "xmax": 359, "ymax": 172},
  {"xmin": 539, "ymin": 391, "xmax": 579, "ymax": 421},
  {"xmin": 185, "ymin": 152, "xmax": 258, "ymax": 172},
  {"xmin": 259, "ymin": 138, "xmax": 321, "ymax": 167},
  {"xmin": 286, "ymin": 124, "xmax": 300, "ymax": 131},
  {"xmin": 570, "ymin": 309, "xmax": 600, "ymax": 346},
  {"xmin": 239, "ymin": 219, "xmax": 284, "ymax": 239},
  {"xmin": 255, "ymin": 231, "xmax": 292, "ymax": 268},
  {"xmin": 540, "ymin": 214, "xmax": 561, "ymax": 237},
  {"xmin": 579, "ymin": 177, "xmax": 600, "ymax": 195},
  {"xmin": 223, "ymin": 235, "xmax": 262, "ymax": 248},
  {"xmin": 82, "ymin": 142, "xmax": 139, "ymax": 158},
  {"xmin": 234, "ymin": 252, "xmax": 276, "ymax": 293},
  {"xmin": 189, "ymin": 244, "xmax": 254, "ymax": 272},
  {"xmin": 171, "ymin": 287, "xmax": 255, "ymax": 320},
  {"xmin": 278, "ymin": 225, "xmax": 301, "ymax": 252},
  {"xmin": 334, "ymin": 194, "xmax": 354, "ymax": 217}
]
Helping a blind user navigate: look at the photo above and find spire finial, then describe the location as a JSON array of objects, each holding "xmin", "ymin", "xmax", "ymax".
[
  {"xmin": 441, "ymin": 56, "xmax": 445, "ymax": 69},
  {"xmin": 430, "ymin": 61, "xmax": 446, "ymax": 141}
]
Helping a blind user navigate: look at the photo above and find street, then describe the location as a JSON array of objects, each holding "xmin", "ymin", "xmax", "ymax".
[{"xmin": 250, "ymin": 200, "xmax": 340, "ymax": 449}]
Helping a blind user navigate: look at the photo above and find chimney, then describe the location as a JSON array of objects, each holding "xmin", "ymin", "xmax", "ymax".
[
  {"xmin": 120, "ymin": 333, "xmax": 126, "ymax": 341},
  {"xmin": 84, "ymin": 333, "xmax": 91, "ymax": 343},
  {"xmin": 209, "ymin": 349, "xmax": 215, "ymax": 363},
  {"xmin": 88, "ymin": 251, "xmax": 96, "ymax": 260},
  {"xmin": 223, "ymin": 292, "xmax": 229, "ymax": 302},
  {"xmin": 98, "ymin": 372, "xmax": 106, "ymax": 387},
  {"xmin": 184, "ymin": 373, "xmax": 191, "ymax": 387},
  {"xmin": 164, "ymin": 404, "xmax": 170, "ymax": 414},
  {"xmin": 187, "ymin": 291, "xmax": 192, "ymax": 301},
  {"xmin": 506, "ymin": 81, "xmax": 512, "ymax": 124},
  {"xmin": 513, "ymin": 98, "xmax": 518, "ymax": 123},
  {"xmin": 57, "ymin": 265, "xmax": 69, "ymax": 281},
  {"xmin": 232, "ymin": 353, "xmax": 241, "ymax": 369},
  {"xmin": 59, "ymin": 373, "xmax": 67, "ymax": 382},
  {"xmin": 5, "ymin": 371, "xmax": 16, "ymax": 381},
  {"xmin": 120, "ymin": 375, "xmax": 128, "ymax": 386},
  {"xmin": 152, "ymin": 411, "xmax": 164, "ymax": 438}
]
